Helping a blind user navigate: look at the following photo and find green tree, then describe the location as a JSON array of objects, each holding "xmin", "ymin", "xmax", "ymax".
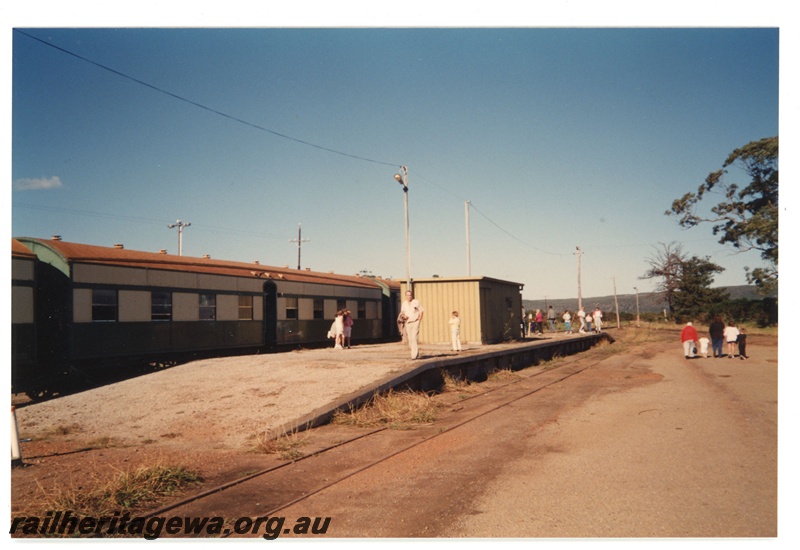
[
  {"xmin": 673, "ymin": 256, "xmax": 729, "ymax": 323},
  {"xmin": 666, "ymin": 136, "xmax": 778, "ymax": 295}
]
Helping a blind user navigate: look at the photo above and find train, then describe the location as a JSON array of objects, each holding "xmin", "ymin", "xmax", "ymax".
[{"xmin": 11, "ymin": 236, "xmax": 402, "ymax": 397}]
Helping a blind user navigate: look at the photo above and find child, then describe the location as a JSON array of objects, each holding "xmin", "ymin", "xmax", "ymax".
[
  {"xmin": 449, "ymin": 311, "xmax": 462, "ymax": 352},
  {"xmin": 698, "ymin": 336, "xmax": 710, "ymax": 358},
  {"xmin": 737, "ymin": 327, "xmax": 748, "ymax": 359}
]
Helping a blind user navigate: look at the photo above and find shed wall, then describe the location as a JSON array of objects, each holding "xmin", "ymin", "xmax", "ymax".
[{"xmin": 403, "ymin": 277, "xmax": 523, "ymax": 345}]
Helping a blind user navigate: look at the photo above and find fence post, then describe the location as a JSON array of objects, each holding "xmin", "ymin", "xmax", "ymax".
[{"xmin": 11, "ymin": 406, "xmax": 23, "ymax": 467}]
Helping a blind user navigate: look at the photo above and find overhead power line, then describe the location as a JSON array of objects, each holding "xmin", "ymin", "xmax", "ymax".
[
  {"xmin": 16, "ymin": 29, "xmax": 567, "ymax": 259},
  {"xmin": 12, "ymin": 203, "xmax": 287, "ymax": 241},
  {"xmin": 15, "ymin": 29, "xmax": 399, "ymax": 169}
]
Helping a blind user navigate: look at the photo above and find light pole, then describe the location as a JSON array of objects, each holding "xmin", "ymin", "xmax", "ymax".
[
  {"xmin": 575, "ymin": 246, "xmax": 583, "ymax": 311},
  {"xmin": 634, "ymin": 286, "xmax": 640, "ymax": 328},
  {"xmin": 393, "ymin": 166, "xmax": 412, "ymax": 293},
  {"xmin": 168, "ymin": 220, "xmax": 191, "ymax": 256}
]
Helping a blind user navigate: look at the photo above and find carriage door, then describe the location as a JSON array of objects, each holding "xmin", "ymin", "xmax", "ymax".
[{"xmin": 263, "ymin": 281, "xmax": 278, "ymax": 349}]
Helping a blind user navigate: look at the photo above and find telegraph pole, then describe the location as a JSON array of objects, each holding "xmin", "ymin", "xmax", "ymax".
[
  {"xmin": 289, "ymin": 223, "xmax": 310, "ymax": 270},
  {"xmin": 612, "ymin": 276, "xmax": 621, "ymax": 329},
  {"xmin": 465, "ymin": 200, "xmax": 471, "ymax": 276},
  {"xmin": 168, "ymin": 220, "xmax": 191, "ymax": 256},
  {"xmin": 575, "ymin": 246, "xmax": 584, "ymax": 311},
  {"xmin": 634, "ymin": 286, "xmax": 641, "ymax": 328}
]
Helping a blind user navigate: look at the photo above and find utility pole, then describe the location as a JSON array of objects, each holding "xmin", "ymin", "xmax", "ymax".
[
  {"xmin": 612, "ymin": 276, "xmax": 621, "ymax": 328},
  {"xmin": 634, "ymin": 286, "xmax": 641, "ymax": 328},
  {"xmin": 575, "ymin": 246, "xmax": 584, "ymax": 311},
  {"xmin": 465, "ymin": 200, "xmax": 471, "ymax": 276},
  {"xmin": 289, "ymin": 223, "xmax": 310, "ymax": 270},
  {"xmin": 168, "ymin": 220, "xmax": 191, "ymax": 256}
]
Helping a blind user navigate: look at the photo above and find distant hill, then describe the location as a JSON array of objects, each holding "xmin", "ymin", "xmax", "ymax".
[{"xmin": 523, "ymin": 285, "xmax": 772, "ymax": 315}]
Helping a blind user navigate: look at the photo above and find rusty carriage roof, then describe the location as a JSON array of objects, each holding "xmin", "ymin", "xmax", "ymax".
[
  {"xmin": 11, "ymin": 238, "xmax": 37, "ymax": 260},
  {"xmin": 14, "ymin": 237, "xmax": 397, "ymax": 290}
]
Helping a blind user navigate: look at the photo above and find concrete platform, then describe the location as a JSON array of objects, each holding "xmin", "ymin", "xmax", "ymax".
[
  {"xmin": 285, "ymin": 331, "xmax": 612, "ymax": 435},
  {"xmin": 15, "ymin": 331, "xmax": 612, "ymax": 451}
]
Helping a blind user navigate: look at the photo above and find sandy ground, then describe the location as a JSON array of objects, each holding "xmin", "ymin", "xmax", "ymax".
[
  {"xmin": 447, "ymin": 336, "xmax": 778, "ymax": 537},
  {"xmin": 11, "ymin": 330, "xmax": 781, "ymax": 540}
]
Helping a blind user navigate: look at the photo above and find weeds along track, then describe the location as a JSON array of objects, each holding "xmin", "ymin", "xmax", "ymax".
[{"xmin": 143, "ymin": 354, "xmax": 601, "ymax": 525}]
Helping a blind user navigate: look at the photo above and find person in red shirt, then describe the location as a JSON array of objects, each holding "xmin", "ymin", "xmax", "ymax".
[{"xmin": 680, "ymin": 322, "xmax": 700, "ymax": 359}]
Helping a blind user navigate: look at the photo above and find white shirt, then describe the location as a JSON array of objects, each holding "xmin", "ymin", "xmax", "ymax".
[{"xmin": 401, "ymin": 299, "xmax": 424, "ymax": 323}]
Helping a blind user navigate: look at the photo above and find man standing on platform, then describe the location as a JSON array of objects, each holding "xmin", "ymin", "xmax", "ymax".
[{"xmin": 400, "ymin": 290, "xmax": 424, "ymax": 359}]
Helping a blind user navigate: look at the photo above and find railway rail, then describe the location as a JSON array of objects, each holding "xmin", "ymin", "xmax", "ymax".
[{"xmin": 140, "ymin": 352, "xmax": 602, "ymax": 536}]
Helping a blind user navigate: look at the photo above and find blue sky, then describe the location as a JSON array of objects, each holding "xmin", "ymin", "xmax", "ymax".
[{"xmin": 6, "ymin": 5, "xmax": 786, "ymax": 303}]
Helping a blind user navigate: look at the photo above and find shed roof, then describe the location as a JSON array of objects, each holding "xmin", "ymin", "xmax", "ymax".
[
  {"xmin": 14, "ymin": 237, "xmax": 393, "ymax": 290},
  {"xmin": 409, "ymin": 276, "xmax": 525, "ymax": 288}
]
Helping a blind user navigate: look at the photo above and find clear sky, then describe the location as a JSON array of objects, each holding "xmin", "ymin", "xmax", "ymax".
[{"xmin": 6, "ymin": 3, "xmax": 786, "ymax": 303}]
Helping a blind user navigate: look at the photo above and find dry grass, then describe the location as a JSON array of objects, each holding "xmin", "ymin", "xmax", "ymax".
[
  {"xmin": 487, "ymin": 368, "xmax": 521, "ymax": 382},
  {"xmin": 441, "ymin": 371, "xmax": 483, "ymax": 394},
  {"xmin": 538, "ymin": 354, "xmax": 563, "ymax": 370},
  {"xmin": 332, "ymin": 389, "xmax": 440, "ymax": 430},
  {"xmin": 38, "ymin": 464, "xmax": 200, "ymax": 518},
  {"xmin": 252, "ymin": 424, "xmax": 311, "ymax": 460}
]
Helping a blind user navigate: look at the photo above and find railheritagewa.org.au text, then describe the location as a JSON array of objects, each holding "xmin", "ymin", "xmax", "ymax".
[{"xmin": 10, "ymin": 511, "xmax": 331, "ymax": 540}]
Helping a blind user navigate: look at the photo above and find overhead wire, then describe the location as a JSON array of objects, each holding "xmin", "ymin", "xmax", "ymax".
[
  {"xmin": 16, "ymin": 29, "xmax": 569, "ymax": 258},
  {"xmin": 12, "ymin": 203, "xmax": 289, "ymax": 241},
  {"xmin": 14, "ymin": 29, "xmax": 399, "ymax": 170},
  {"xmin": 410, "ymin": 170, "xmax": 567, "ymax": 256}
]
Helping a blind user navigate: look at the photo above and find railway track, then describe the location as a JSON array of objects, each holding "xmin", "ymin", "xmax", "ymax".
[{"xmin": 139, "ymin": 351, "xmax": 606, "ymax": 536}]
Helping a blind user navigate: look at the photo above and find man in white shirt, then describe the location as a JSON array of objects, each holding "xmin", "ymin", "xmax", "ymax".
[{"xmin": 400, "ymin": 290, "xmax": 424, "ymax": 359}]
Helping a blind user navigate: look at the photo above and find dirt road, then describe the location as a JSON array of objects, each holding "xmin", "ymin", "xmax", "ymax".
[{"xmin": 274, "ymin": 331, "xmax": 778, "ymax": 538}]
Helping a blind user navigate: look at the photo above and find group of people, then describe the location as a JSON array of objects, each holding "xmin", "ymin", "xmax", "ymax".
[
  {"xmin": 328, "ymin": 309, "xmax": 354, "ymax": 350},
  {"xmin": 680, "ymin": 316, "xmax": 748, "ymax": 359},
  {"xmin": 559, "ymin": 306, "xmax": 603, "ymax": 335}
]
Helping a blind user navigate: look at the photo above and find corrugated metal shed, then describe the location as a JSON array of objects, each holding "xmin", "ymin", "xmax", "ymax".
[{"xmin": 401, "ymin": 276, "xmax": 524, "ymax": 345}]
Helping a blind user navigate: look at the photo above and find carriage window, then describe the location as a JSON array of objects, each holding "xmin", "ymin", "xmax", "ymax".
[
  {"xmin": 199, "ymin": 294, "xmax": 216, "ymax": 320},
  {"xmin": 285, "ymin": 296, "xmax": 298, "ymax": 319},
  {"xmin": 337, "ymin": 299, "xmax": 346, "ymax": 311},
  {"xmin": 92, "ymin": 289, "xmax": 118, "ymax": 322},
  {"xmin": 357, "ymin": 300, "xmax": 366, "ymax": 319},
  {"xmin": 239, "ymin": 295, "xmax": 254, "ymax": 320},
  {"xmin": 151, "ymin": 291, "xmax": 172, "ymax": 321},
  {"xmin": 313, "ymin": 299, "xmax": 324, "ymax": 320}
]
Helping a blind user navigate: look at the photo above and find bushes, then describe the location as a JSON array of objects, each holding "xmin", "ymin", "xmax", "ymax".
[{"xmin": 707, "ymin": 297, "xmax": 777, "ymax": 327}]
